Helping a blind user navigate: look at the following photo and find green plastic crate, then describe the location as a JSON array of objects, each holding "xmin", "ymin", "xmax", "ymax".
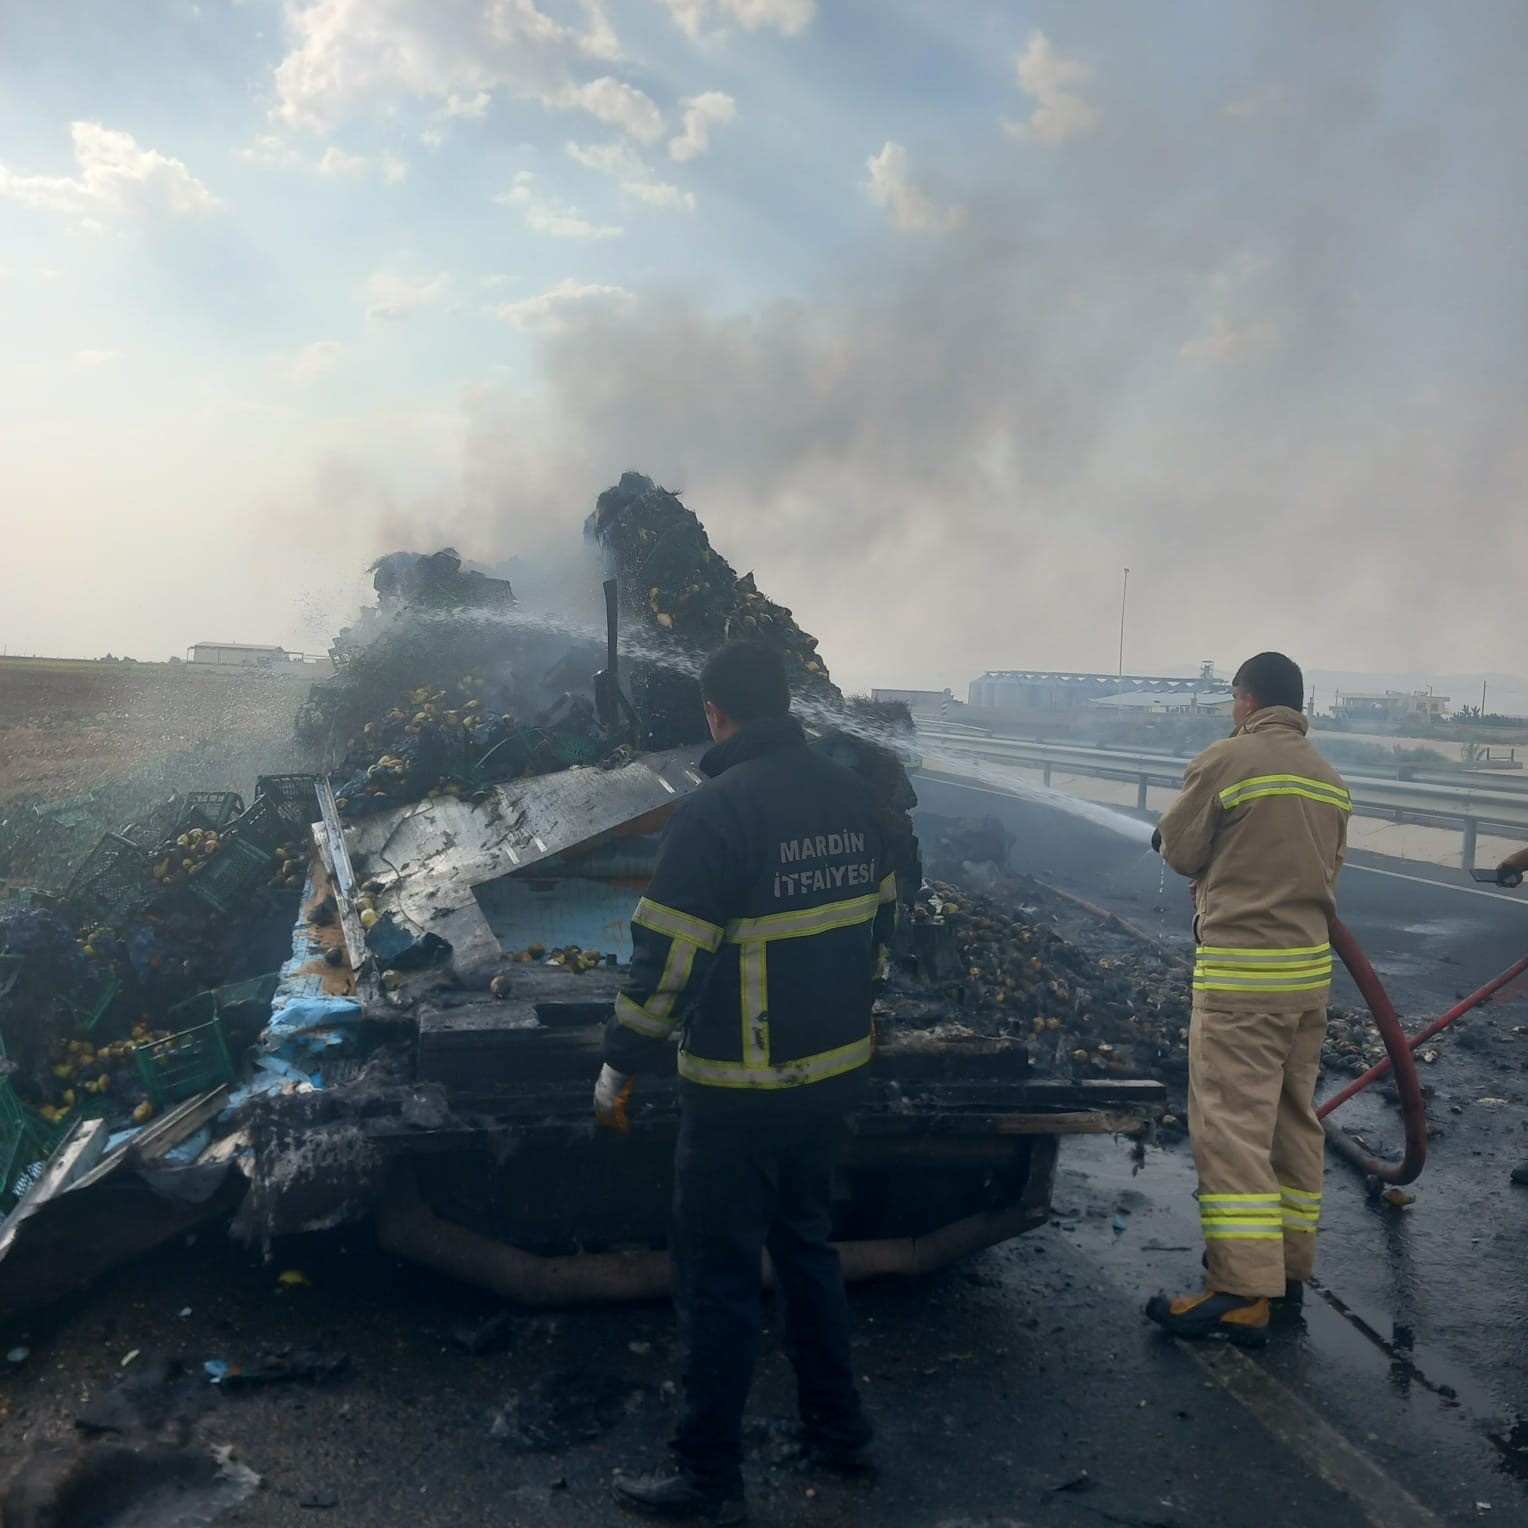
[
  {"xmin": 468, "ymin": 728, "xmax": 545, "ymax": 786},
  {"xmin": 549, "ymin": 731, "xmax": 603, "ymax": 768},
  {"xmin": 26, "ymin": 1106, "xmax": 75, "ymax": 1159},
  {"xmin": 0, "ymin": 1078, "xmax": 44, "ymax": 1211},
  {"xmin": 187, "ymin": 838, "xmax": 273, "ymax": 917},
  {"xmin": 255, "ymin": 774, "xmax": 321, "ymax": 831},
  {"xmin": 168, "ymin": 972, "xmax": 279, "ymax": 1041},
  {"xmin": 217, "ymin": 972, "xmax": 281, "ymax": 1025},
  {"xmin": 134, "ymin": 1018, "xmax": 236, "ymax": 1107},
  {"xmin": 177, "ymin": 791, "xmax": 245, "ymax": 833},
  {"xmin": 165, "ymin": 988, "xmax": 217, "ymax": 1032},
  {"xmin": 69, "ymin": 974, "xmax": 121, "ymax": 1032},
  {"xmin": 226, "ymin": 795, "xmax": 286, "ymax": 855},
  {"xmin": 64, "ymin": 834, "xmax": 149, "ymax": 930}
]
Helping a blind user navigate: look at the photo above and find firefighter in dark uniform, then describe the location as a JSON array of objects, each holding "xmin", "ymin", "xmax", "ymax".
[{"xmin": 594, "ymin": 641, "xmax": 897, "ymax": 1523}]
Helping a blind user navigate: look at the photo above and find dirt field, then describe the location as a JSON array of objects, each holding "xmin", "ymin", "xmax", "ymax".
[{"xmin": 0, "ymin": 660, "xmax": 322, "ymax": 808}]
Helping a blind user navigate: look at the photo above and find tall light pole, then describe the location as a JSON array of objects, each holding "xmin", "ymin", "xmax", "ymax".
[{"xmin": 1117, "ymin": 567, "xmax": 1130, "ymax": 694}]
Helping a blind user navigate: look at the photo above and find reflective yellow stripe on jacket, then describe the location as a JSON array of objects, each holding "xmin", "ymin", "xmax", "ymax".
[
  {"xmin": 679, "ymin": 873, "xmax": 894, "ymax": 1090},
  {"xmin": 615, "ymin": 898, "xmax": 724, "ymax": 1041},
  {"xmin": 632, "ymin": 898, "xmax": 724, "ymax": 951},
  {"xmin": 1193, "ymin": 942, "xmax": 1334, "ymax": 994},
  {"xmin": 1218, "ymin": 774, "xmax": 1352, "ymax": 813},
  {"xmin": 726, "ymin": 890, "xmax": 881, "ymax": 943},
  {"xmin": 678, "ymin": 1034, "xmax": 874, "ymax": 1089}
]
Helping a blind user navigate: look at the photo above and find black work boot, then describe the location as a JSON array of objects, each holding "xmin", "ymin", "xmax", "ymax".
[
  {"xmin": 1272, "ymin": 1279, "xmax": 1305, "ymax": 1316},
  {"xmin": 1145, "ymin": 1289, "xmax": 1270, "ymax": 1347},
  {"xmin": 612, "ymin": 1469, "xmax": 745, "ymax": 1523},
  {"xmin": 1510, "ymin": 1160, "xmax": 1528, "ymax": 1186},
  {"xmin": 801, "ymin": 1432, "xmax": 875, "ymax": 1475},
  {"xmin": 1199, "ymin": 1252, "xmax": 1301, "ymax": 1321}
]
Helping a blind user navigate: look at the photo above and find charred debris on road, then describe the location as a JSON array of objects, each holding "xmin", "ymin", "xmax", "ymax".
[{"xmin": 0, "ymin": 472, "xmax": 1172, "ymax": 1322}]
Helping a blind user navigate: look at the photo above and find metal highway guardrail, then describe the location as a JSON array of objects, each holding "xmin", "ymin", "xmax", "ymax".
[
  {"xmin": 915, "ymin": 729, "xmax": 1528, "ymax": 869},
  {"xmin": 921, "ymin": 728, "xmax": 1528, "ymax": 791}
]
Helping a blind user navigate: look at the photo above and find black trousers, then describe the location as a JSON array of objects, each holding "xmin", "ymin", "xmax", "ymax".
[{"xmin": 670, "ymin": 1108, "xmax": 871, "ymax": 1484}]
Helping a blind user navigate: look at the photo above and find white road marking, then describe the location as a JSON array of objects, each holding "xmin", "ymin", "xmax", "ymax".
[
  {"xmin": 1343, "ymin": 862, "xmax": 1528, "ymax": 906},
  {"xmin": 1194, "ymin": 1345, "xmax": 1440, "ymax": 1528}
]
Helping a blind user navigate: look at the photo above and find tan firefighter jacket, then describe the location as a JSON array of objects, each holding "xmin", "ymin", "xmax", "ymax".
[{"xmin": 1157, "ymin": 706, "xmax": 1350, "ymax": 1010}]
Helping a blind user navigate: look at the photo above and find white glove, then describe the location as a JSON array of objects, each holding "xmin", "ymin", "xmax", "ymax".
[{"xmin": 594, "ymin": 1064, "xmax": 635, "ymax": 1132}]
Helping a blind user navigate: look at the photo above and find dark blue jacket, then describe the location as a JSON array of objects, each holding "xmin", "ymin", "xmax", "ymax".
[{"xmin": 602, "ymin": 717, "xmax": 897, "ymax": 1117}]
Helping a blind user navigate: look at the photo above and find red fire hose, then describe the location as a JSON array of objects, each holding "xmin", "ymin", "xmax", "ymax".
[
  {"xmin": 1320, "ymin": 920, "xmax": 1430, "ymax": 1185},
  {"xmin": 1320, "ymin": 923, "xmax": 1528, "ymax": 1185}
]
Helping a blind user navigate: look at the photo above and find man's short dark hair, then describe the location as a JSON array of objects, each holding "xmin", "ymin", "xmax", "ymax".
[
  {"xmin": 701, "ymin": 641, "xmax": 791, "ymax": 723},
  {"xmin": 1233, "ymin": 652, "xmax": 1305, "ymax": 712}
]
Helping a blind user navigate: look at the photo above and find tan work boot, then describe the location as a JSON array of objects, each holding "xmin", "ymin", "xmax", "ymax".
[{"xmin": 1145, "ymin": 1289, "xmax": 1270, "ymax": 1346}]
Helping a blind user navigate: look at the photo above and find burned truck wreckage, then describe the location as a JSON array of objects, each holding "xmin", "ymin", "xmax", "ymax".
[{"xmin": 0, "ymin": 473, "xmax": 1164, "ymax": 1316}]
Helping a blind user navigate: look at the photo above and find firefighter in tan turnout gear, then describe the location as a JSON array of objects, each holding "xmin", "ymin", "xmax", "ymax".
[{"xmin": 1146, "ymin": 652, "xmax": 1350, "ymax": 1345}]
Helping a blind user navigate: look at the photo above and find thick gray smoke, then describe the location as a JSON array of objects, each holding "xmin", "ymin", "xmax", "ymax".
[{"xmin": 317, "ymin": 2, "xmax": 1528, "ymax": 693}]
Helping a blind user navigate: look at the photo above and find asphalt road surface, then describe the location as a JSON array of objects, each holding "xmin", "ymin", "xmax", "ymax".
[
  {"xmin": 916, "ymin": 770, "xmax": 1528, "ymax": 1524},
  {"xmin": 1, "ymin": 775, "xmax": 1525, "ymax": 1527}
]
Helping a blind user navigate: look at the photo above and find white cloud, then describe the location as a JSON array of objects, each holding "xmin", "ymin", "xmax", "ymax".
[
  {"xmin": 560, "ymin": 77, "xmax": 663, "ymax": 143},
  {"xmin": 239, "ymin": 134, "xmax": 305, "ymax": 169},
  {"xmin": 492, "ymin": 277, "xmax": 633, "ymax": 332},
  {"xmin": 657, "ymin": 0, "xmax": 814, "ymax": 40},
  {"xmin": 420, "ymin": 126, "xmax": 445, "ymax": 147},
  {"xmin": 316, "ymin": 144, "xmax": 367, "ymax": 176},
  {"xmin": 1225, "ymin": 86, "xmax": 1284, "ymax": 121},
  {"xmin": 1007, "ymin": 32, "xmax": 1098, "ymax": 146},
  {"xmin": 271, "ymin": 0, "xmax": 647, "ymax": 143},
  {"xmin": 444, "ymin": 89, "xmax": 491, "ymax": 119},
  {"xmin": 624, "ymin": 179, "xmax": 695, "ymax": 211},
  {"xmin": 496, "ymin": 170, "xmax": 622, "ymax": 239},
  {"xmin": 864, "ymin": 142, "xmax": 963, "ymax": 234},
  {"xmin": 1181, "ymin": 313, "xmax": 1280, "ymax": 366},
  {"xmin": 74, "ymin": 348, "xmax": 124, "ymax": 368},
  {"xmin": 286, "ymin": 339, "xmax": 343, "ymax": 383},
  {"xmin": 0, "ymin": 122, "xmax": 219, "ymax": 220},
  {"xmin": 480, "ymin": 273, "xmax": 514, "ymax": 288},
  {"xmin": 364, "ymin": 269, "xmax": 449, "ymax": 322},
  {"xmin": 242, "ymin": 135, "xmax": 407, "ymax": 183},
  {"xmin": 567, "ymin": 139, "xmax": 696, "ymax": 211},
  {"xmin": 669, "ymin": 91, "xmax": 736, "ymax": 163}
]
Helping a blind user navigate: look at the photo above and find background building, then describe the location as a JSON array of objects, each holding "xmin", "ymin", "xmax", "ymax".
[
  {"xmin": 1089, "ymin": 688, "xmax": 1235, "ymax": 717},
  {"xmin": 1331, "ymin": 689, "xmax": 1449, "ymax": 725},
  {"xmin": 969, "ymin": 661, "xmax": 1227, "ymax": 714},
  {"xmin": 871, "ymin": 687, "xmax": 955, "ymax": 718},
  {"xmin": 186, "ymin": 642, "xmax": 326, "ymax": 671}
]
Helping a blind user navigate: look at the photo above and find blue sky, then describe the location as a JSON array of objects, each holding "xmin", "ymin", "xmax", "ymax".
[{"xmin": 3, "ymin": 2, "xmax": 1527, "ymax": 691}]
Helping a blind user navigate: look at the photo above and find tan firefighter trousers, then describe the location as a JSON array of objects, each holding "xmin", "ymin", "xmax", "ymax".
[{"xmin": 1188, "ymin": 1000, "xmax": 1327, "ymax": 1299}]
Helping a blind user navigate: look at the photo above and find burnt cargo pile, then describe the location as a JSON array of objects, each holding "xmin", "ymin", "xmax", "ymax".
[
  {"xmin": 0, "ymin": 779, "xmax": 313, "ymax": 1201},
  {"xmin": 297, "ymin": 479, "xmax": 877, "ymax": 818},
  {"xmin": 883, "ymin": 877, "xmax": 1193, "ymax": 1109},
  {"xmin": 894, "ymin": 836, "xmax": 1378, "ymax": 1113},
  {"xmin": 297, "ymin": 548, "xmax": 614, "ymax": 806},
  {"xmin": 0, "ymin": 470, "xmax": 1168, "ymax": 1309},
  {"xmin": 589, "ymin": 472, "xmax": 839, "ymax": 750}
]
